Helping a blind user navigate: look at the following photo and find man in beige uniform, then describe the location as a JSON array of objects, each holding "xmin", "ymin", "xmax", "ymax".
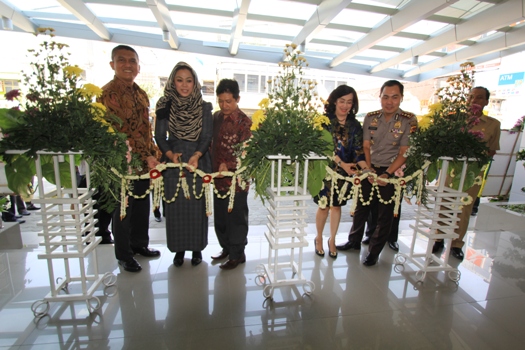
[{"xmin": 434, "ymin": 86, "xmax": 501, "ymax": 260}]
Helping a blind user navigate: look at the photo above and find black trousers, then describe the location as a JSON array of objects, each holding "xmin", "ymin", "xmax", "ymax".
[
  {"xmin": 112, "ymin": 179, "xmax": 151, "ymax": 261},
  {"xmin": 365, "ymin": 192, "xmax": 403, "ymax": 243},
  {"xmin": 213, "ymin": 191, "xmax": 249, "ymax": 260},
  {"xmin": 347, "ymin": 167, "xmax": 396, "ymax": 258}
]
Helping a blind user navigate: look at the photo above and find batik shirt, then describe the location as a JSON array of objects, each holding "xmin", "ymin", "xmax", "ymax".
[
  {"xmin": 99, "ymin": 76, "xmax": 159, "ymax": 175},
  {"xmin": 211, "ymin": 108, "xmax": 252, "ymax": 193}
]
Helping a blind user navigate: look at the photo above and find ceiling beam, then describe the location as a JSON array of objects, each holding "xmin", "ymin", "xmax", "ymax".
[
  {"xmin": 57, "ymin": 0, "xmax": 111, "ymax": 40},
  {"xmin": 371, "ymin": 0, "xmax": 525, "ymax": 73},
  {"xmin": 330, "ymin": 0, "xmax": 458, "ymax": 68},
  {"xmin": 0, "ymin": 0, "xmax": 37, "ymax": 33},
  {"xmin": 229, "ymin": 0, "xmax": 251, "ymax": 55},
  {"xmin": 292, "ymin": 0, "xmax": 353, "ymax": 46},
  {"xmin": 146, "ymin": 0, "xmax": 180, "ymax": 49},
  {"xmin": 404, "ymin": 25, "xmax": 525, "ymax": 78}
]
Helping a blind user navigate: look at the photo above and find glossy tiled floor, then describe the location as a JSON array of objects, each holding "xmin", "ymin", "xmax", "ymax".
[{"xmin": 1, "ymin": 218, "xmax": 525, "ymax": 349}]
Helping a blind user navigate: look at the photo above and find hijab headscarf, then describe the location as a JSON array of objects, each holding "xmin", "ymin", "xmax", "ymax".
[{"xmin": 156, "ymin": 61, "xmax": 203, "ymax": 141}]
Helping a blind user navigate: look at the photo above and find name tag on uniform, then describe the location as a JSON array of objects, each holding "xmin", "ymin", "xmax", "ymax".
[{"xmin": 369, "ymin": 126, "xmax": 378, "ymax": 130}]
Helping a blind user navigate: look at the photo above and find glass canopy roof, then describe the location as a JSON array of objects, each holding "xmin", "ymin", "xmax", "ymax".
[{"xmin": 1, "ymin": 0, "xmax": 524, "ymax": 82}]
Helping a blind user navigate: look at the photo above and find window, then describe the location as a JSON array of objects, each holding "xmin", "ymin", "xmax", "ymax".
[
  {"xmin": 260, "ymin": 75, "xmax": 267, "ymax": 93},
  {"xmin": 324, "ymin": 79, "xmax": 335, "ymax": 92},
  {"xmin": 247, "ymin": 74, "xmax": 259, "ymax": 93},
  {"xmin": 201, "ymin": 80, "xmax": 215, "ymax": 95},
  {"xmin": 1, "ymin": 80, "xmax": 19, "ymax": 93},
  {"xmin": 234, "ymin": 73, "xmax": 245, "ymax": 92}
]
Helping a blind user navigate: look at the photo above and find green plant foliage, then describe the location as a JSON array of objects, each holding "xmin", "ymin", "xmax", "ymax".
[
  {"xmin": 0, "ymin": 29, "xmax": 132, "ymax": 211},
  {"xmin": 242, "ymin": 44, "xmax": 332, "ymax": 200},
  {"xmin": 404, "ymin": 62, "xmax": 491, "ymax": 201}
]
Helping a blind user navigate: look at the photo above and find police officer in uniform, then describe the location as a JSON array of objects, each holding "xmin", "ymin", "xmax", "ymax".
[{"xmin": 337, "ymin": 80, "xmax": 417, "ymax": 266}]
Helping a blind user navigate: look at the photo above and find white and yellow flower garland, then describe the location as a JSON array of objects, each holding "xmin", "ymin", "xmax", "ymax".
[
  {"xmin": 325, "ymin": 160, "xmax": 432, "ymax": 216},
  {"xmin": 112, "ymin": 159, "xmax": 431, "ymax": 220},
  {"xmin": 111, "ymin": 162, "xmax": 247, "ymax": 220}
]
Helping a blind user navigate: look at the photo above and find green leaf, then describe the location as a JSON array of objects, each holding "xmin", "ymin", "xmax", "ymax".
[
  {"xmin": 427, "ymin": 161, "xmax": 438, "ymax": 183},
  {"xmin": 41, "ymin": 158, "xmax": 73, "ymax": 189},
  {"xmin": 4, "ymin": 156, "xmax": 34, "ymax": 196},
  {"xmin": 0, "ymin": 108, "xmax": 24, "ymax": 131},
  {"xmin": 307, "ymin": 159, "xmax": 328, "ymax": 195}
]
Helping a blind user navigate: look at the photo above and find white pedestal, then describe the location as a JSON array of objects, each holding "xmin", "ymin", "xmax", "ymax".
[
  {"xmin": 395, "ymin": 157, "xmax": 468, "ymax": 283},
  {"xmin": 257, "ymin": 154, "xmax": 324, "ymax": 300},
  {"xmin": 8, "ymin": 151, "xmax": 117, "ymax": 317}
]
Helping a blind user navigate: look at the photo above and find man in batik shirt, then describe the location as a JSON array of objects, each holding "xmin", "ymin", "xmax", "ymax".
[
  {"xmin": 210, "ymin": 79, "xmax": 252, "ymax": 270},
  {"xmin": 98, "ymin": 45, "xmax": 160, "ymax": 273}
]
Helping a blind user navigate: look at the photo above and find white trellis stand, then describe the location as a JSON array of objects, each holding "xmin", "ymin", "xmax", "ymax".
[
  {"xmin": 256, "ymin": 154, "xmax": 325, "ymax": 300},
  {"xmin": 8, "ymin": 151, "xmax": 117, "ymax": 317},
  {"xmin": 395, "ymin": 157, "xmax": 472, "ymax": 283}
]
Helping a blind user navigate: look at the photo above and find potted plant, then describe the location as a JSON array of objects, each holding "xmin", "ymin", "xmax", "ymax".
[
  {"xmin": 404, "ymin": 62, "xmax": 491, "ymax": 203},
  {"xmin": 0, "ymin": 28, "xmax": 132, "ymax": 211},
  {"xmin": 241, "ymin": 44, "xmax": 332, "ymax": 200}
]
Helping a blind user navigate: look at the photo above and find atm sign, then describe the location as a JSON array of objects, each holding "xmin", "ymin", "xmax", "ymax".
[{"xmin": 498, "ymin": 72, "xmax": 524, "ymax": 85}]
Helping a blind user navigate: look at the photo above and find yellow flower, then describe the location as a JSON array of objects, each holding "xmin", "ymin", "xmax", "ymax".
[
  {"xmin": 417, "ymin": 115, "xmax": 433, "ymax": 131},
  {"xmin": 428, "ymin": 103, "xmax": 442, "ymax": 113},
  {"xmin": 251, "ymin": 109, "xmax": 266, "ymax": 131},
  {"xmin": 258, "ymin": 98, "xmax": 269, "ymax": 108},
  {"xmin": 90, "ymin": 102, "xmax": 107, "ymax": 118},
  {"xmin": 80, "ymin": 83, "xmax": 103, "ymax": 98},
  {"xmin": 63, "ymin": 65, "xmax": 84, "ymax": 78},
  {"xmin": 107, "ymin": 126, "xmax": 115, "ymax": 133},
  {"xmin": 312, "ymin": 114, "xmax": 330, "ymax": 130}
]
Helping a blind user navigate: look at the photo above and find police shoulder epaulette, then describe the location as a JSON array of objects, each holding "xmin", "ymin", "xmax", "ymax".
[
  {"xmin": 399, "ymin": 110, "xmax": 416, "ymax": 118},
  {"xmin": 366, "ymin": 110, "xmax": 382, "ymax": 117}
]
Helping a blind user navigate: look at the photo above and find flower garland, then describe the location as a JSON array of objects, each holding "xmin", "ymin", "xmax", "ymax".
[
  {"xmin": 325, "ymin": 160, "xmax": 432, "ymax": 217},
  {"xmin": 111, "ymin": 162, "xmax": 247, "ymax": 220}
]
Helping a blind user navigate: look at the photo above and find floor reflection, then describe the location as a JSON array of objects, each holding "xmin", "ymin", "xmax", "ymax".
[{"xmin": 1, "ymin": 225, "xmax": 525, "ymax": 348}]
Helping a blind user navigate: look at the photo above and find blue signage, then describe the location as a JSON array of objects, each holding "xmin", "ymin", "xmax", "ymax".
[{"xmin": 498, "ymin": 72, "xmax": 524, "ymax": 86}]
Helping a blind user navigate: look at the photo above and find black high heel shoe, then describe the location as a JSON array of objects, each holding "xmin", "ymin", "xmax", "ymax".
[
  {"xmin": 328, "ymin": 238, "xmax": 338, "ymax": 259},
  {"xmin": 191, "ymin": 251, "xmax": 202, "ymax": 266},
  {"xmin": 173, "ymin": 251, "xmax": 185, "ymax": 267},
  {"xmin": 314, "ymin": 238, "xmax": 325, "ymax": 257}
]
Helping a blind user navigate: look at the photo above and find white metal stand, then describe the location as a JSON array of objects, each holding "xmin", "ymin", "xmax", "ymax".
[
  {"xmin": 256, "ymin": 154, "xmax": 325, "ymax": 300},
  {"xmin": 395, "ymin": 157, "xmax": 470, "ymax": 283},
  {"xmin": 22, "ymin": 151, "xmax": 116, "ymax": 317}
]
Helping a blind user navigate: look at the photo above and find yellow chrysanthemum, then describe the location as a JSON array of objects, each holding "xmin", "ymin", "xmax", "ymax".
[
  {"xmin": 80, "ymin": 83, "xmax": 103, "ymax": 98},
  {"xmin": 312, "ymin": 114, "xmax": 330, "ymax": 130},
  {"xmin": 90, "ymin": 102, "xmax": 107, "ymax": 118},
  {"xmin": 258, "ymin": 98, "xmax": 269, "ymax": 108},
  {"xmin": 107, "ymin": 126, "xmax": 115, "ymax": 133},
  {"xmin": 251, "ymin": 109, "xmax": 266, "ymax": 131},
  {"xmin": 63, "ymin": 65, "xmax": 84, "ymax": 78},
  {"xmin": 418, "ymin": 115, "xmax": 433, "ymax": 131},
  {"xmin": 428, "ymin": 103, "xmax": 442, "ymax": 113}
]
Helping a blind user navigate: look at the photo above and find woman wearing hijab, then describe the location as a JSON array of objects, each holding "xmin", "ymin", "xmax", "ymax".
[{"xmin": 155, "ymin": 62, "xmax": 213, "ymax": 267}]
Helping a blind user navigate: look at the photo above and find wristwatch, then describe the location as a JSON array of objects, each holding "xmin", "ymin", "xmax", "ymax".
[
  {"xmin": 337, "ymin": 160, "xmax": 342, "ymax": 166},
  {"xmin": 384, "ymin": 171, "xmax": 394, "ymax": 178}
]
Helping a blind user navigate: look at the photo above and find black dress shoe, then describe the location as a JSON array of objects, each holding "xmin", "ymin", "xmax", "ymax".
[
  {"xmin": 432, "ymin": 240, "xmax": 444, "ymax": 253},
  {"xmin": 15, "ymin": 215, "xmax": 22, "ymax": 219},
  {"xmin": 191, "ymin": 251, "xmax": 203, "ymax": 266},
  {"xmin": 388, "ymin": 241, "xmax": 399, "ymax": 252},
  {"xmin": 211, "ymin": 250, "xmax": 229, "ymax": 260},
  {"xmin": 336, "ymin": 241, "xmax": 361, "ymax": 251},
  {"xmin": 451, "ymin": 247, "xmax": 464, "ymax": 261},
  {"xmin": 362, "ymin": 236, "xmax": 371, "ymax": 245},
  {"xmin": 154, "ymin": 216, "xmax": 162, "ymax": 222},
  {"xmin": 26, "ymin": 203, "xmax": 40, "ymax": 210},
  {"xmin": 173, "ymin": 252, "xmax": 185, "ymax": 267},
  {"xmin": 220, "ymin": 254, "xmax": 246, "ymax": 270},
  {"xmin": 118, "ymin": 258, "xmax": 142, "ymax": 272},
  {"xmin": 19, "ymin": 210, "xmax": 31, "ymax": 216},
  {"xmin": 132, "ymin": 247, "xmax": 161, "ymax": 257},
  {"xmin": 363, "ymin": 254, "xmax": 378, "ymax": 266}
]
